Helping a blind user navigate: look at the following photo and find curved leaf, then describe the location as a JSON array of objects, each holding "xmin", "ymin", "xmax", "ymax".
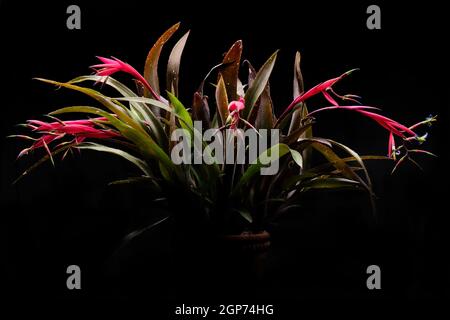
[
  {"xmin": 35, "ymin": 78, "xmax": 144, "ymax": 134},
  {"xmin": 49, "ymin": 106, "xmax": 177, "ymax": 179},
  {"xmin": 167, "ymin": 92, "xmax": 193, "ymax": 131},
  {"xmin": 76, "ymin": 142, "xmax": 152, "ymax": 176},
  {"xmin": 215, "ymin": 75, "xmax": 229, "ymax": 126},
  {"xmin": 301, "ymin": 177, "xmax": 362, "ymax": 192},
  {"xmin": 144, "ymin": 22, "xmax": 180, "ymax": 97},
  {"xmin": 192, "ymin": 92, "xmax": 210, "ymax": 130},
  {"xmin": 167, "ymin": 30, "xmax": 190, "ymax": 97},
  {"xmin": 255, "ymin": 83, "xmax": 274, "ymax": 129},
  {"xmin": 219, "ymin": 40, "xmax": 243, "ymax": 102},
  {"xmin": 243, "ymin": 50, "xmax": 278, "ymax": 120},
  {"xmin": 69, "ymin": 75, "xmax": 167, "ymax": 147},
  {"xmin": 232, "ymin": 143, "xmax": 290, "ymax": 195},
  {"xmin": 13, "ymin": 143, "xmax": 76, "ymax": 184}
]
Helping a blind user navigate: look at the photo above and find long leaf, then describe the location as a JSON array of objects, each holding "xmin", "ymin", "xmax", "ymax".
[
  {"xmin": 35, "ymin": 78, "xmax": 144, "ymax": 134},
  {"xmin": 255, "ymin": 83, "xmax": 274, "ymax": 129},
  {"xmin": 76, "ymin": 142, "xmax": 152, "ymax": 176},
  {"xmin": 326, "ymin": 139, "xmax": 372, "ymax": 190},
  {"xmin": 111, "ymin": 216, "xmax": 170, "ymax": 258},
  {"xmin": 232, "ymin": 143, "xmax": 290, "ymax": 195},
  {"xmin": 49, "ymin": 106, "xmax": 177, "ymax": 179},
  {"xmin": 282, "ymin": 122, "xmax": 313, "ymax": 145},
  {"xmin": 306, "ymin": 155, "xmax": 391, "ymax": 175},
  {"xmin": 288, "ymin": 53, "xmax": 305, "ymax": 126},
  {"xmin": 167, "ymin": 92, "xmax": 193, "ymax": 131},
  {"xmin": 301, "ymin": 177, "xmax": 362, "ymax": 192},
  {"xmin": 13, "ymin": 143, "xmax": 76, "ymax": 184},
  {"xmin": 69, "ymin": 75, "xmax": 167, "ymax": 147},
  {"xmin": 192, "ymin": 92, "xmax": 210, "ymax": 130},
  {"xmin": 309, "ymin": 140, "xmax": 368, "ymax": 190},
  {"xmin": 166, "ymin": 30, "xmax": 190, "ymax": 97},
  {"xmin": 219, "ymin": 40, "xmax": 243, "ymax": 102},
  {"xmin": 215, "ymin": 75, "xmax": 229, "ymax": 126},
  {"xmin": 144, "ymin": 22, "xmax": 180, "ymax": 97},
  {"xmin": 243, "ymin": 50, "xmax": 278, "ymax": 120}
]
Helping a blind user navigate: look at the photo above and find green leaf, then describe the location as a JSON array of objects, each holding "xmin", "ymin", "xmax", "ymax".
[
  {"xmin": 68, "ymin": 75, "xmax": 167, "ymax": 147},
  {"xmin": 308, "ymin": 140, "xmax": 366, "ymax": 189},
  {"xmin": 13, "ymin": 143, "xmax": 76, "ymax": 184},
  {"xmin": 219, "ymin": 40, "xmax": 243, "ymax": 102},
  {"xmin": 167, "ymin": 92, "xmax": 193, "ymax": 131},
  {"xmin": 233, "ymin": 209, "xmax": 253, "ymax": 224},
  {"xmin": 243, "ymin": 50, "xmax": 278, "ymax": 120},
  {"xmin": 167, "ymin": 30, "xmax": 190, "ymax": 97},
  {"xmin": 326, "ymin": 139, "xmax": 372, "ymax": 191},
  {"xmin": 215, "ymin": 75, "xmax": 229, "ymax": 126},
  {"xmin": 49, "ymin": 106, "xmax": 177, "ymax": 180},
  {"xmin": 76, "ymin": 142, "xmax": 152, "ymax": 176},
  {"xmin": 290, "ymin": 148, "xmax": 303, "ymax": 168},
  {"xmin": 112, "ymin": 216, "xmax": 170, "ymax": 257},
  {"xmin": 245, "ymin": 60, "xmax": 257, "ymax": 89},
  {"xmin": 232, "ymin": 143, "xmax": 290, "ymax": 195},
  {"xmin": 288, "ymin": 52, "xmax": 312, "ymax": 169},
  {"xmin": 144, "ymin": 22, "xmax": 180, "ymax": 97},
  {"xmin": 392, "ymin": 154, "xmax": 408, "ymax": 174},
  {"xmin": 255, "ymin": 83, "xmax": 274, "ymax": 129},
  {"xmin": 35, "ymin": 78, "xmax": 144, "ymax": 134},
  {"xmin": 282, "ymin": 122, "xmax": 313, "ymax": 145},
  {"xmin": 108, "ymin": 176, "xmax": 157, "ymax": 186},
  {"xmin": 293, "ymin": 51, "xmax": 305, "ymax": 97},
  {"xmin": 301, "ymin": 177, "xmax": 362, "ymax": 192},
  {"xmin": 306, "ymin": 155, "xmax": 391, "ymax": 175},
  {"xmin": 192, "ymin": 92, "xmax": 210, "ymax": 129},
  {"xmin": 114, "ymin": 96, "xmax": 173, "ymax": 113}
]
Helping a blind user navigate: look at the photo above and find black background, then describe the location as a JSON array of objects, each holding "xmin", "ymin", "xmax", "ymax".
[{"xmin": 1, "ymin": 0, "xmax": 449, "ymax": 314}]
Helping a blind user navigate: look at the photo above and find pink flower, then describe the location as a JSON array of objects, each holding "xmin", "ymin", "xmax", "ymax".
[
  {"xmin": 228, "ymin": 97, "xmax": 245, "ymax": 112},
  {"xmin": 285, "ymin": 69, "xmax": 357, "ymax": 112},
  {"xmin": 227, "ymin": 97, "xmax": 245, "ymax": 130},
  {"xmin": 14, "ymin": 118, "xmax": 120, "ymax": 159},
  {"xmin": 17, "ymin": 133, "xmax": 65, "ymax": 158},
  {"xmin": 91, "ymin": 56, "xmax": 161, "ymax": 101},
  {"xmin": 356, "ymin": 109, "xmax": 416, "ymax": 138},
  {"xmin": 27, "ymin": 117, "xmax": 105, "ymax": 131},
  {"xmin": 308, "ymin": 105, "xmax": 416, "ymax": 138},
  {"xmin": 388, "ymin": 132, "xmax": 396, "ymax": 158},
  {"xmin": 307, "ymin": 105, "xmax": 418, "ymax": 162}
]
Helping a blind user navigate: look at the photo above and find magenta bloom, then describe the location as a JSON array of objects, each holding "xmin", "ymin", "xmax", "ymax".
[
  {"xmin": 228, "ymin": 97, "xmax": 245, "ymax": 112},
  {"xmin": 356, "ymin": 109, "xmax": 416, "ymax": 138},
  {"xmin": 284, "ymin": 69, "xmax": 357, "ymax": 113},
  {"xmin": 27, "ymin": 117, "xmax": 105, "ymax": 132},
  {"xmin": 91, "ymin": 56, "xmax": 160, "ymax": 101},
  {"xmin": 309, "ymin": 105, "xmax": 416, "ymax": 138},
  {"xmin": 14, "ymin": 118, "xmax": 120, "ymax": 159},
  {"xmin": 227, "ymin": 97, "xmax": 246, "ymax": 130},
  {"xmin": 308, "ymin": 105, "xmax": 418, "ymax": 160}
]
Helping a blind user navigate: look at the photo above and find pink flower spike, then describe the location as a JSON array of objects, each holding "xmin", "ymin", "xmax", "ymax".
[
  {"xmin": 92, "ymin": 56, "xmax": 161, "ymax": 101},
  {"xmin": 322, "ymin": 90, "xmax": 339, "ymax": 106},
  {"xmin": 357, "ymin": 110, "xmax": 416, "ymax": 137},
  {"xmin": 278, "ymin": 69, "xmax": 359, "ymax": 125},
  {"xmin": 388, "ymin": 132, "xmax": 395, "ymax": 158},
  {"xmin": 28, "ymin": 118, "xmax": 101, "ymax": 132},
  {"xmin": 77, "ymin": 129, "xmax": 120, "ymax": 139},
  {"xmin": 55, "ymin": 124, "xmax": 105, "ymax": 135},
  {"xmin": 96, "ymin": 56, "xmax": 118, "ymax": 65},
  {"xmin": 307, "ymin": 105, "xmax": 380, "ymax": 117}
]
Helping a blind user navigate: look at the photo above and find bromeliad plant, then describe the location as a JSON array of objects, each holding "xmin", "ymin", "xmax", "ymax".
[{"xmin": 11, "ymin": 23, "xmax": 436, "ymax": 235}]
